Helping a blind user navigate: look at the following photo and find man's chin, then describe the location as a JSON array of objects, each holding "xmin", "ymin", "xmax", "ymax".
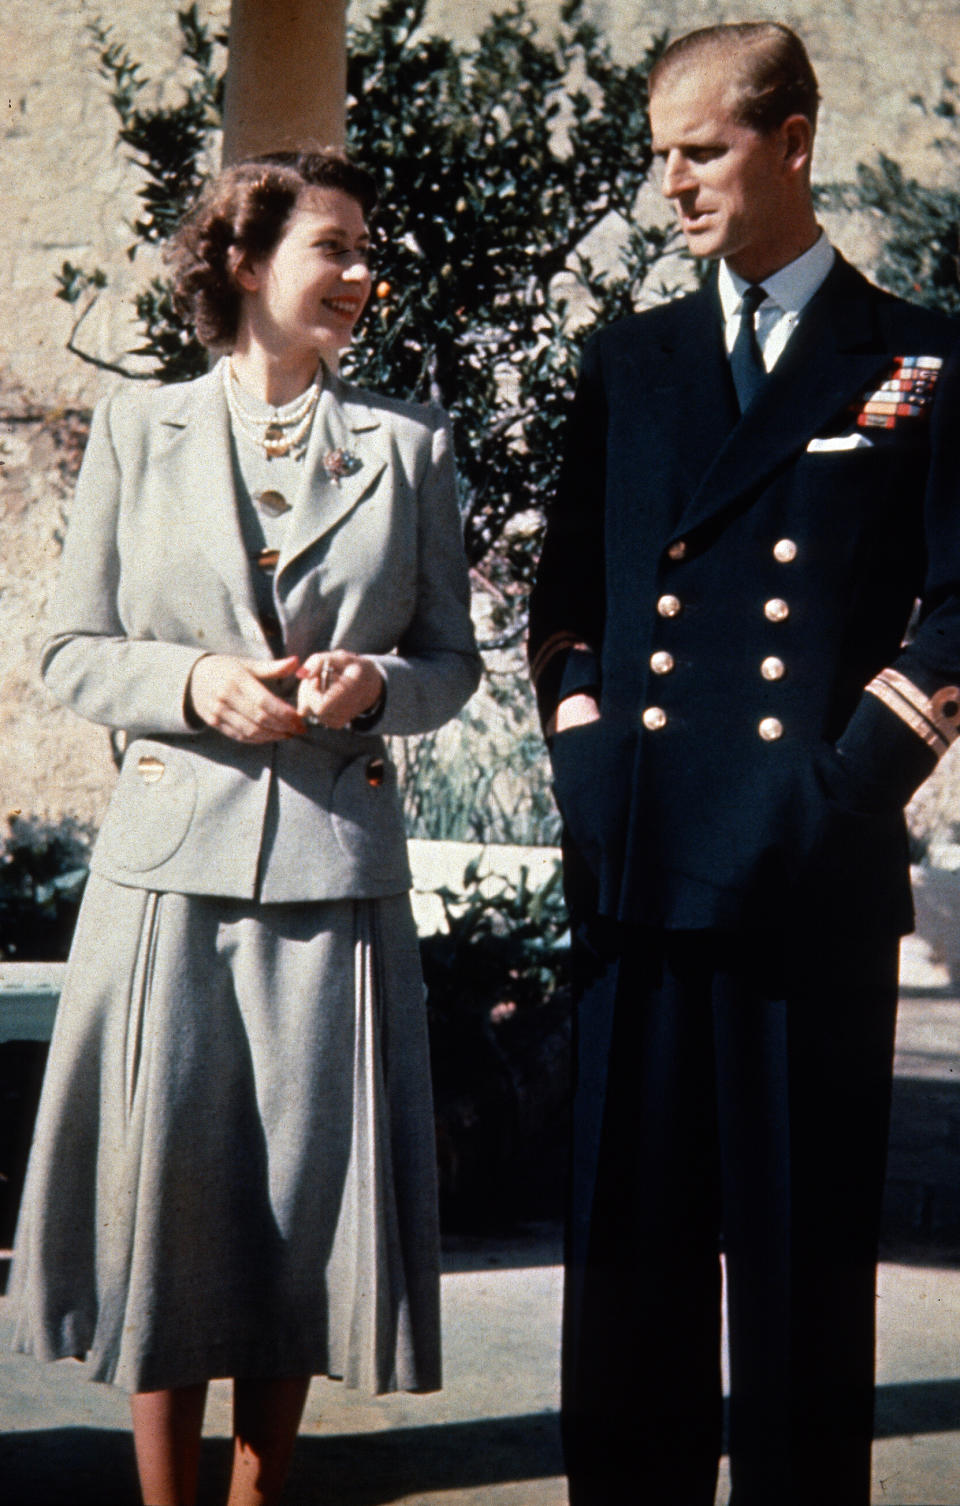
[{"xmin": 682, "ymin": 230, "xmax": 722, "ymax": 260}]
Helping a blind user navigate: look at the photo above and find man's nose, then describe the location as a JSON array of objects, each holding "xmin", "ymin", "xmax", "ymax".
[{"xmin": 660, "ymin": 150, "xmax": 693, "ymax": 198}]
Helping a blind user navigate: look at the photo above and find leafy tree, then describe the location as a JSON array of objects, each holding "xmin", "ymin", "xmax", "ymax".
[
  {"xmin": 57, "ymin": 0, "xmax": 676, "ymax": 636},
  {"xmin": 56, "ymin": 6, "xmax": 224, "ymax": 385},
  {"xmin": 343, "ymin": 0, "xmax": 675, "ymax": 618},
  {"xmin": 816, "ymin": 74, "xmax": 960, "ymax": 319}
]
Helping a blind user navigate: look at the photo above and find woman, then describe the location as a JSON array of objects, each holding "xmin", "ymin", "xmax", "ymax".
[{"xmin": 9, "ymin": 150, "xmax": 481, "ymax": 1506}]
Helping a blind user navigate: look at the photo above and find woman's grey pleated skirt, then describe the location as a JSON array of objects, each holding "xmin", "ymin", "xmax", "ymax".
[{"xmin": 8, "ymin": 875, "xmax": 441, "ymax": 1395}]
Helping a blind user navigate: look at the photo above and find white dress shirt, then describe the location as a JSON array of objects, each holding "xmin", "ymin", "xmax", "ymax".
[{"xmin": 718, "ymin": 232, "xmax": 836, "ymax": 373}]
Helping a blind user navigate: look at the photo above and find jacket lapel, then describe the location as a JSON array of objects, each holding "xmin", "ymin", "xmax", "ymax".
[
  {"xmin": 155, "ymin": 365, "xmax": 260, "ymax": 615},
  {"xmin": 641, "ymin": 280, "xmax": 740, "ymax": 502},
  {"xmin": 671, "ymin": 257, "xmax": 894, "ymax": 543},
  {"xmin": 277, "ymin": 373, "xmax": 387, "ymax": 579}
]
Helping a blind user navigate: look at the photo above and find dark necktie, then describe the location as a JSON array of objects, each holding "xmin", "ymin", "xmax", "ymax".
[{"xmin": 730, "ymin": 283, "xmax": 767, "ymax": 412}]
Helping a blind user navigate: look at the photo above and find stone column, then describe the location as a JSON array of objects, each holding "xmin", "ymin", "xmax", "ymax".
[{"xmin": 221, "ymin": 0, "xmax": 347, "ymax": 165}]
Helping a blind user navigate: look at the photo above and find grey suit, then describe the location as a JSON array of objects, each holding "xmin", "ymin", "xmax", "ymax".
[
  {"xmin": 9, "ymin": 363, "xmax": 480, "ymax": 1395},
  {"xmin": 43, "ymin": 364, "xmax": 481, "ymax": 898}
]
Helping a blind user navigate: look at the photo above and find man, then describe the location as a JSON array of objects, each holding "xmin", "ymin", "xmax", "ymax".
[{"xmin": 529, "ymin": 22, "xmax": 960, "ymax": 1506}]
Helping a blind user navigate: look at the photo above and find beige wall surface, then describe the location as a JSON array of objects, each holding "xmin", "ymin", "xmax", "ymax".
[
  {"xmin": 1, "ymin": 0, "xmax": 957, "ymax": 826},
  {"xmin": 2, "ymin": 0, "xmax": 229, "ymax": 410}
]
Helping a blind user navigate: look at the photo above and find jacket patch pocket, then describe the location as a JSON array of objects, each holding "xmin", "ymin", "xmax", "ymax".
[
  {"xmin": 329, "ymin": 751, "xmax": 410, "ymax": 884},
  {"xmin": 94, "ymin": 740, "xmax": 198, "ymax": 872}
]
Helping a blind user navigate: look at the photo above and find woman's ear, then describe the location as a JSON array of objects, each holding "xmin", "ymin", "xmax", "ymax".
[{"xmin": 228, "ymin": 245, "xmax": 261, "ymax": 294}]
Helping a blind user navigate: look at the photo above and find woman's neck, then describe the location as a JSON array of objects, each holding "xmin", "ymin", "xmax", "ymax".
[{"xmin": 229, "ymin": 343, "xmax": 331, "ymax": 407}]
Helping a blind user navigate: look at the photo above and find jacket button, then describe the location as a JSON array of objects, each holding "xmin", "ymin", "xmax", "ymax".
[
  {"xmin": 137, "ymin": 755, "xmax": 165, "ymax": 783},
  {"xmin": 761, "ymin": 656, "xmax": 786, "ymax": 681},
  {"xmin": 650, "ymin": 651, "xmax": 675, "ymax": 675},
  {"xmin": 657, "ymin": 594, "xmax": 682, "ymax": 618},
  {"xmin": 773, "ymin": 538, "xmax": 798, "ymax": 563},
  {"xmin": 764, "ymin": 597, "xmax": 790, "ymax": 622},
  {"xmin": 365, "ymin": 757, "xmax": 386, "ymax": 787},
  {"xmin": 257, "ymin": 488, "xmax": 292, "ymax": 517},
  {"xmin": 667, "ymin": 540, "xmax": 688, "ymax": 561},
  {"xmin": 642, "ymin": 706, "xmax": 668, "ymax": 730},
  {"xmin": 758, "ymin": 717, "xmax": 784, "ymax": 741}
]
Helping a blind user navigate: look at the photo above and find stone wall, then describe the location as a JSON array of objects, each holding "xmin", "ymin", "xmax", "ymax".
[{"xmin": 1, "ymin": 0, "xmax": 957, "ymax": 830}]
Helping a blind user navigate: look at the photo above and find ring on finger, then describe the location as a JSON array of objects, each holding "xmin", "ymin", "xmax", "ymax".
[{"xmin": 319, "ymin": 660, "xmax": 333, "ymax": 692}]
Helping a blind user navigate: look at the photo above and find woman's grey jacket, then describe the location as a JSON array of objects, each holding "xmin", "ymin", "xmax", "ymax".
[{"xmin": 43, "ymin": 364, "xmax": 481, "ymax": 901}]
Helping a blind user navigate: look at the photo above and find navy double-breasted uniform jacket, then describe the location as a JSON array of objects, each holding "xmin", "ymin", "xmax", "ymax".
[{"xmin": 529, "ymin": 254, "xmax": 960, "ymax": 937}]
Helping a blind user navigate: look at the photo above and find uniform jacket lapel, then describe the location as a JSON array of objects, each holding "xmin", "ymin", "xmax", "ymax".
[
  {"xmin": 644, "ymin": 280, "xmax": 740, "ymax": 500},
  {"xmin": 670, "ymin": 257, "xmax": 896, "ymax": 544}
]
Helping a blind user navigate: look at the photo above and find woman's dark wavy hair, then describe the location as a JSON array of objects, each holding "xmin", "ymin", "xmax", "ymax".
[{"xmin": 166, "ymin": 150, "xmax": 378, "ymax": 349}]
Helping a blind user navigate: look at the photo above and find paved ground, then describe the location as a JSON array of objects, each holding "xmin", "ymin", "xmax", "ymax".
[{"xmin": 1, "ymin": 933, "xmax": 958, "ymax": 1505}]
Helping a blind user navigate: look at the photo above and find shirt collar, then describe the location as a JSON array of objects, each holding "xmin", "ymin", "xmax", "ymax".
[{"xmin": 718, "ymin": 232, "xmax": 836, "ymax": 320}]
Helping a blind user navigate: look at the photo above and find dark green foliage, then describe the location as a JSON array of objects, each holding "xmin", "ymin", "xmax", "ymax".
[
  {"xmin": 344, "ymin": 0, "xmax": 674, "ymax": 608},
  {"xmin": 421, "ymin": 855, "xmax": 572, "ymax": 1224},
  {"xmin": 55, "ymin": 6, "xmax": 222, "ymax": 381},
  {"xmin": 132, "ymin": 275, "xmax": 209, "ymax": 383},
  {"xmin": 853, "ymin": 155, "xmax": 960, "ymax": 318},
  {"xmin": 421, "ymin": 854, "xmax": 569, "ymax": 1023},
  {"xmin": 89, "ymin": 7, "xmax": 223, "ymax": 249},
  {"xmin": 0, "ymin": 817, "xmax": 92, "ymax": 961}
]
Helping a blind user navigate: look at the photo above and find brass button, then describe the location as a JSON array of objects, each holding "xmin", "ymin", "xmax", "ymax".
[
  {"xmin": 932, "ymin": 686, "xmax": 960, "ymax": 729},
  {"xmin": 650, "ymin": 651, "xmax": 675, "ymax": 675},
  {"xmin": 257, "ymin": 488, "xmax": 292, "ymax": 517},
  {"xmin": 773, "ymin": 538, "xmax": 798, "ymax": 563},
  {"xmin": 667, "ymin": 540, "xmax": 688, "ymax": 561},
  {"xmin": 764, "ymin": 597, "xmax": 790, "ymax": 622},
  {"xmin": 137, "ymin": 755, "xmax": 165, "ymax": 783},
  {"xmin": 758, "ymin": 717, "xmax": 784, "ymax": 741},
  {"xmin": 642, "ymin": 706, "xmax": 668, "ymax": 731},
  {"xmin": 657, "ymin": 594, "xmax": 682, "ymax": 618},
  {"xmin": 761, "ymin": 656, "xmax": 785, "ymax": 681}
]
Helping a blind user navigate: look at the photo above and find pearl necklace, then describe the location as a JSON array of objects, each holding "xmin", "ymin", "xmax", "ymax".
[{"xmin": 223, "ymin": 359, "xmax": 322, "ymax": 460}]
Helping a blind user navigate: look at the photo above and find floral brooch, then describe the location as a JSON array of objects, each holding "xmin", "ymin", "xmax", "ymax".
[{"xmin": 323, "ymin": 448, "xmax": 363, "ymax": 485}]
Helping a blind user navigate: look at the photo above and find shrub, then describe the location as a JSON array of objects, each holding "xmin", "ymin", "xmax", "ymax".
[{"xmin": 0, "ymin": 815, "xmax": 92, "ymax": 962}]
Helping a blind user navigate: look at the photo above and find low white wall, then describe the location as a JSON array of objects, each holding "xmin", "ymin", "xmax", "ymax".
[{"xmin": 0, "ymin": 842, "xmax": 563, "ymax": 1041}]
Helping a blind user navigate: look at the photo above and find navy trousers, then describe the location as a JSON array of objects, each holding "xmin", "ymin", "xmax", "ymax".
[{"xmin": 562, "ymin": 925, "xmax": 899, "ymax": 1506}]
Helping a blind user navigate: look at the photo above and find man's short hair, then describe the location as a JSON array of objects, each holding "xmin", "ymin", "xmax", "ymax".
[{"xmin": 649, "ymin": 22, "xmax": 820, "ymax": 136}]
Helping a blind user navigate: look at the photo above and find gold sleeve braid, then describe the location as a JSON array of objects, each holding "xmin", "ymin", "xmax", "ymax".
[
  {"xmin": 529, "ymin": 631, "xmax": 595, "ymax": 688},
  {"xmin": 865, "ymin": 667, "xmax": 960, "ymax": 757}
]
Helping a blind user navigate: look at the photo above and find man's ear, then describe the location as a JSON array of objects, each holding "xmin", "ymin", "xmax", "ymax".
[
  {"xmin": 780, "ymin": 113, "xmax": 814, "ymax": 177},
  {"xmin": 228, "ymin": 245, "xmax": 261, "ymax": 294}
]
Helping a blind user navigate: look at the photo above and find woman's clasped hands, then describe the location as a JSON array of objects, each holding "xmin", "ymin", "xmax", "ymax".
[
  {"xmin": 187, "ymin": 650, "xmax": 385, "ymax": 742},
  {"xmin": 296, "ymin": 650, "xmax": 385, "ymax": 729}
]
